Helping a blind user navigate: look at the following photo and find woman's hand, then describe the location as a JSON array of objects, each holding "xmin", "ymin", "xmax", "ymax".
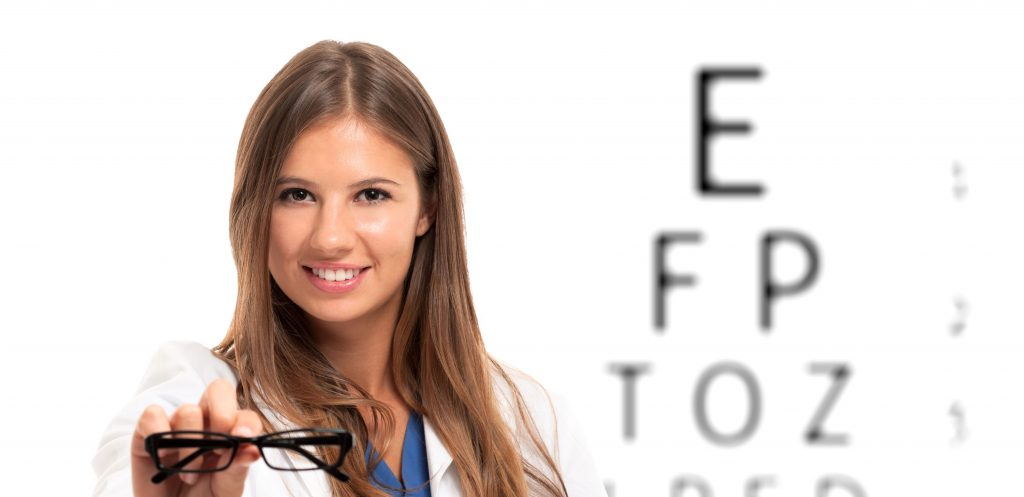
[{"xmin": 130, "ymin": 378, "xmax": 264, "ymax": 497}]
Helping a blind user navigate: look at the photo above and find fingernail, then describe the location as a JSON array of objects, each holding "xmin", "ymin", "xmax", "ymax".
[
  {"xmin": 235, "ymin": 426, "xmax": 252, "ymax": 437},
  {"xmin": 182, "ymin": 473, "xmax": 198, "ymax": 485}
]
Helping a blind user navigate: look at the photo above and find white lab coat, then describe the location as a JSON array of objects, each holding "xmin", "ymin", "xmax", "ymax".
[{"xmin": 92, "ymin": 341, "xmax": 609, "ymax": 497}]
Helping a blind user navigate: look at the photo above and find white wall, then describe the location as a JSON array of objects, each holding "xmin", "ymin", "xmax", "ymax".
[{"xmin": 1, "ymin": 1, "xmax": 1021, "ymax": 495}]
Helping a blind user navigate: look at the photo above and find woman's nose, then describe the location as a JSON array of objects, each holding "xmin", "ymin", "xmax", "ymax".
[{"xmin": 308, "ymin": 200, "xmax": 356, "ymax": 254}]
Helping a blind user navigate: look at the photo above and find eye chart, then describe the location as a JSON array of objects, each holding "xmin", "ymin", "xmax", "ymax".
[{"xmin": 460, "ymin": 5, "xmax": 1024, "ymax": 497}]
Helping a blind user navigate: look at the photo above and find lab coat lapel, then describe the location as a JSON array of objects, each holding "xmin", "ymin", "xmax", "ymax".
[{"xmin": 423, "ymin": 415, "xmax": 456, "ymax": 495}]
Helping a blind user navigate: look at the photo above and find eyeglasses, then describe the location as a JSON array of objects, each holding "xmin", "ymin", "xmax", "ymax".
[{"xmin": 144, "ymin": 428, "xmax": 354, "ymax": 484}]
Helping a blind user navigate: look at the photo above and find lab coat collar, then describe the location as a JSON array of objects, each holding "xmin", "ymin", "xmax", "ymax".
[{"xmin": 423, "ymin": 415, "xmax": 454, "ymax": 485}]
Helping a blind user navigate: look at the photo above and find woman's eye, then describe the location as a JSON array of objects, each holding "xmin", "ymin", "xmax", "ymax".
[
  {"xmin": 279, "ymin": 188, "xmax": 313, "ymax": 203},
  {"xmin": 356, "ymin": 188, "xmax": 391, "ymax": 204}
]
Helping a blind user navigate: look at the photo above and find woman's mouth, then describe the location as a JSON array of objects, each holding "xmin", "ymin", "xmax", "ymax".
[
  {"xmin": 309, "ymin": 266, "xmax": 364, "ymax": 282},
  {"xmin": 303, "ymin": 266, "xmax": 370, "ymax": 294}
]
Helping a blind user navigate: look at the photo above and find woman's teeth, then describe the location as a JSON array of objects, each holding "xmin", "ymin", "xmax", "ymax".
[{"xmin": 312, "ymin": 267, "xmax": 362, "ymax": 282}]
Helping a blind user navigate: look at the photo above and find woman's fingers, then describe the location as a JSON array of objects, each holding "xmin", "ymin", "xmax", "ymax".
[
  {"xmin": 200, "ymin": 379, "xmax": 238, "ymax": 436},
  {"xmin": 131, "ymin": 404, "xmax": 174, "ymax": 497},
  {"xmin": 130, "ymin": 380, "xmax": 264, "ymax": 497},
  {"xmin": 169, "ymin": 403, "xmax": 205, "ymax": 484},
  {"xmin": 208, "ymin": 399, "xmax": 265, "ymax": 497},
  {"xmin": 229, "ymin": 409, "xmax": 265, "ymax": 467},
  {"xmin": 199, "ymin": 379, "xmax": 236, "ymax": 462}
]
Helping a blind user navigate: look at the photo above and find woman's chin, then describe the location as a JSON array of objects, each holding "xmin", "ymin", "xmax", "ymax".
[{"xmin": 305, "ymin": 308, "xmax": 364, "ymax": 326}]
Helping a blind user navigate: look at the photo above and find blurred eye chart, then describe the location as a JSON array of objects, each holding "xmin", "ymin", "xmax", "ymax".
[
  {"xmin": 1, "ymin": 2, "xmax": 1022, "ymax": 496},
  {"xmin": 462, "ymin": 5, "xmax": 1024, "ymax": 497}
]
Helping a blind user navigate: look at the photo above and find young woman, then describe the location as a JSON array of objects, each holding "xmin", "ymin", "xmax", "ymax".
[{"xmin": 91, "ymin": 40, "xmax": 607, "ymax": 497}]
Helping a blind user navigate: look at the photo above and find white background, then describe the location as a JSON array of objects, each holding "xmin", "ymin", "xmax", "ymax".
[{"xmin": 1, "ymin": 1, "xmax": 1022, "ymax": 495}]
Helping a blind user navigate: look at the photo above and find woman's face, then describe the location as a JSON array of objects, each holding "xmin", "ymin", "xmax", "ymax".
[{"xmin": 268, "ymin": 116, "xmax": 432, "ymax": 334}]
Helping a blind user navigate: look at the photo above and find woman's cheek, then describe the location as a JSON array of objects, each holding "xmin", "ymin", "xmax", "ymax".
[
  {"xmin": 355, "ymin": 204, "xmax": 420, "ymax": 238},
  {"xmin": 356, "ymin": 217, "xmax": 407, "ymax": 259},
  {"xmin": 355, "ymin": 216, "xmax": 387, "ymax": 235},
  {"xmin": 355, "ymin": 210, "xmax": 418, "ymax": 256},
  {"xmin": 270, "ymin": 212, "xmax": 306, "ymax": 253}
]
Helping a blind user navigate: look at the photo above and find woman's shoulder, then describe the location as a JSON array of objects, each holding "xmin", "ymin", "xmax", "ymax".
[
  {"xmin": 488, "ymin": 361, "xmax": 611, "ymax": 496},
  {"xmin": 487, "ymin": 361, "xmax": 573, "ymax": 454},
  {"xmin": 98, "ymin": 340, "xmax": 239, "ymax": 417},
  {"xmin": 487, "ymin": 360, "xmax": 610, "ymax": 496},
  {"xmin": 489, "ymin": 362, "xmax": 559, "ymax": 420},
  {"xmin": 143, "ymin": 340, "xmax": 239, "ymax": 384},
  {"xmin": 98, "ymin": 340, "xmax": 238, "ymax": 430}
]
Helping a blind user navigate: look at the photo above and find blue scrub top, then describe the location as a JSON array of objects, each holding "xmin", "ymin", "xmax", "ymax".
[{"xmin": 364, "ymin": 411, "xmax": 432, "ymax": 497}]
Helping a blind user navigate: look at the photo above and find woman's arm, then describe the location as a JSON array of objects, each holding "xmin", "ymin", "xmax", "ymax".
[{"xmin": 91, "ymin": 341, "xmax": 239, "ymax": 497}]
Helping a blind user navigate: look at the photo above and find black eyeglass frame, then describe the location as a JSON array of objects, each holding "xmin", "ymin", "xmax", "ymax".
[{"xmin": 144, "ymin": 428, "xmax": 353, "ymax": 484}]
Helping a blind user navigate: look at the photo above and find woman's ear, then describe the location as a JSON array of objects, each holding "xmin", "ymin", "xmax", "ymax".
[{"xmin": 415, "ymin": 200, "xmax": 436, "ymax": 237}]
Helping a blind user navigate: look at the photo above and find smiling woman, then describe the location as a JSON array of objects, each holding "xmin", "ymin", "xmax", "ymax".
[
  {"xmin": 268, "ymin": 118, "xmax": 431, "ymax": 335},
  {"xmin": 91, "ymin": 40, "xmax": 608, "ymax": 497}
]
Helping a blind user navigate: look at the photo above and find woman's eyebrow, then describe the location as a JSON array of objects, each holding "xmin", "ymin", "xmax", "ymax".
[
  {"xmin": 349, "ymin": 177, "xmax": 401, "ymax": 189},
  {"xmin": 275, "ymin": 176, "xmax": 314, "ymax": 188},
  {"xmin": 275, "ymin": 176, "xmax": 401, "ymax": 188}
]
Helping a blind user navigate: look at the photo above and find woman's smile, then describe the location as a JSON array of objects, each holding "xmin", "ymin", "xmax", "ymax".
[{"xmin": 303, "ymin": 265, "xmax": 371, "ymax": 293}]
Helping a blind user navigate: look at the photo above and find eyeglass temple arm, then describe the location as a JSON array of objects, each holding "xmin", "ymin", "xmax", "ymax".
[
  {"xmin": 322, "ymin": 465, "xmax": 351, "ymax": 482},
  {"xmin": 149, "ymin": 447, "xmax": 217, "ymax": 484}
]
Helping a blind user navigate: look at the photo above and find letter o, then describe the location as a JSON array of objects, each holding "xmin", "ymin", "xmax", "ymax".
[{"xmin": 693, "ymin": 361, "xmax": 761, "ymax": 446}]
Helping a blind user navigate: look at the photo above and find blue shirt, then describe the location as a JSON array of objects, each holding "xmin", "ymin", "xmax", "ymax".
[{"xmin": 364, "ymin": 411, "xmax": 432, "ymax": 497}]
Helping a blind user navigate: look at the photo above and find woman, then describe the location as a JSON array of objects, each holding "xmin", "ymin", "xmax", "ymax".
[{"xmin": 91, "ymin": 40, "xmax": 607, "ymax": 497}]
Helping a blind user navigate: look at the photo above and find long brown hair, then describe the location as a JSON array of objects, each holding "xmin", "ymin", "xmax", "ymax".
[{"xmin": 212, "ymin": 40, "xmax": 568, "ymax": 497}]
